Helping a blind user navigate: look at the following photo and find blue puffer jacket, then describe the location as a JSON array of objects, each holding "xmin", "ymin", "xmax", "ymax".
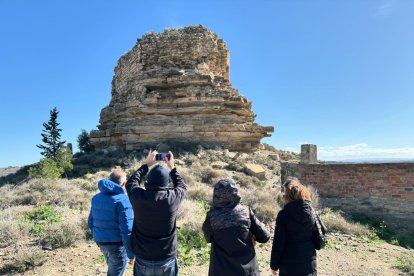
[{"xmin": 88, "ymin": 179, "xmax": 134, "ymax": 259}]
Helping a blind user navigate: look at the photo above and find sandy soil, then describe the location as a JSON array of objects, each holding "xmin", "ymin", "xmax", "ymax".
[{"xmin": 3, "ymin": 232, "xmax": 409, "ymax": 276}]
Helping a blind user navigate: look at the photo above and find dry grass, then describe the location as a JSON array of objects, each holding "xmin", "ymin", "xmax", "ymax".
[
  {"xmin": 321, "ymin": 209, "xmax": 372, "ymax": 238},
  {"xmin": 241, "ymin": 187, "xmax": 280, "ymax": 223},
  {"xmin": 200, "ymin": 167, "xmax": 227, "ymax": 186},
  {"xmin": 177, "ymin": 199, "xmax": 207, "ymax": 230},
  {"xmin": 187, "ymin": 183, "xmax": 213, "ymax": 204},
  {"xmin": 41, "ymin": 218, "xmax": 83, "ymax": 248},
  {"xmin": 0, "ymin": 179, "xmax": 93, "ymax": 210},
  {"xmin": 0, "ymin": 206, "xmax": 31, "ymax": 247},
  {"xmin": 0, "ymin": 246, "xmax": 47, "ymax": 273}
]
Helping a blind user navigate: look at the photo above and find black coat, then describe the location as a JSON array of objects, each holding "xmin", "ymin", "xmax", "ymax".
[
  {"xmin": 202, "ymin": 205, "xmax": 270, "ymax": 276},
  {"xmin": 270, "ymin": 200, "xmax": 317, "ymax": 276},
  {"xmin": 125, "ymin": 164, "xmax": 187, "ymax": 261}
]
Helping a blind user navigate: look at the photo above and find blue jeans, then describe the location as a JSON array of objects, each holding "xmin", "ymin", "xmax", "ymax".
[
  {"xmin": 133, "ymin": 256, "xmax": 178, "ymax": 276},
  {"xmin": 98, "ymin": 243, "xmax": 128, "ymax": 276}
]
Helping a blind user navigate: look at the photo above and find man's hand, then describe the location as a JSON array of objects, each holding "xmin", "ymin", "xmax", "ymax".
[
  {"xmin": 165, "ymin": 151, "xmax": 175, "ymax": 171},
  {"xmin": 128, "ymin": 259, "xmax": 134, "ymax": 265},
  {"xmin": 146, "ymin": 150, "xmax": 157, "ymax": 167},
  {"xmin": 272, "ymin": 269, "xmax": 278, "ymax": 275}
]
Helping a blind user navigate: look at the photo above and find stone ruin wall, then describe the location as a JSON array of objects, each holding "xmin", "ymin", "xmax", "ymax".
[
  {"xmin": 90, "ymin": 26, "xmax": 273, "ymax": 151},
  {"xmin": 281, "ymin": 145, "xmax": 414, "ymax": 220}
]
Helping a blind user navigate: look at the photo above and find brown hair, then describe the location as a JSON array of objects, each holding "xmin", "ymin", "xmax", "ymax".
[{"xmin": 283, "ymin": 178, "xmax": 312, "ymax": 202}]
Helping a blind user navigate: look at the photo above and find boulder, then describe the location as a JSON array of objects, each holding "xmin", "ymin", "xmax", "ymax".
[{"xmin": 244, "ymin": 163, "xmax": 266, "ymax": 180}]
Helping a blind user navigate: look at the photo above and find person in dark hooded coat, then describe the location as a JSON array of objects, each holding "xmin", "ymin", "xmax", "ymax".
[
  {"xmin": 270, "ymin": 178, "xmax": 317, "ymax": 276},
  {"xmin": 202, "ymin": 179, "xmax": 270, "ymax": 276}
]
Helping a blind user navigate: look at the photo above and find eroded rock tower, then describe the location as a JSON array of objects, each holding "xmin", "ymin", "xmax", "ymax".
[{"xmin": 90, "ymin": 25, "xmax": 273, "ymax": 151}]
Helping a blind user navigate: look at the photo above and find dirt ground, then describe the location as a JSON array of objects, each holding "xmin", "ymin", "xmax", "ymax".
[{"xmin": 4, "ymin": 232, "xmax": 409, "ymax": 276}]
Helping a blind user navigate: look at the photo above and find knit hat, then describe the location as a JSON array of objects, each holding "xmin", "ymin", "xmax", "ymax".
[
  {"xmin": 146, "ymin": 164, "xmax": 170, "ymax": 189},
  {"xmin": 213, "ymin": 179, "xmax": 241, "ymax": 208}
]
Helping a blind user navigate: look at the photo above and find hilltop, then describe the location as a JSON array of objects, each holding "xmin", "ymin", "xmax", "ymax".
[{"xmin": 0, "ymin": 147, "xmax": 413, "ymax": 275}]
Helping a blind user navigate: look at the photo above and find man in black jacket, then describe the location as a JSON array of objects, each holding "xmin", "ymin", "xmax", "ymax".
[{"xmin": 126, "ymin": 150, "xmax": 187, "ymax": 276}]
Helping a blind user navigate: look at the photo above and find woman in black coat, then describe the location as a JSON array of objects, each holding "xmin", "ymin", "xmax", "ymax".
[
  {"xmin": 202, "ymin": 179, "xmax": 270, "ymax": 276},
  {"xmin": 270, "ymin": 178, "xmax": 317, "ymax": 276}
]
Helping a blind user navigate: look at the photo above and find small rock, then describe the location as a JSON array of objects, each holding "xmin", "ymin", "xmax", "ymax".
[
  {"xmin": 369, "ymin": 248, "xmax": 376, "ymax": 252},
  {"xmin": 211, "ymin": 161, "xmax": 228, "ymax": 169},
  {"xmin": 42, "ymin": 242, "xmax": 53, "ymax": 251}
]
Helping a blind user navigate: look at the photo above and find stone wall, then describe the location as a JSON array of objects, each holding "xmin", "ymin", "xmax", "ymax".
[
  {"xmin": 90, "ymin": 25, "xmax": 273, "ymax": 151},
  {"xmin": 281, "ymin": 162, "xmax": 414, "ymax": 219}
]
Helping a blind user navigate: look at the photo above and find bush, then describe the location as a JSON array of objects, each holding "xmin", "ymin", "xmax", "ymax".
[
  {"xmin": 241, "ymin": 188, "xmax": 280, "ymax": 223},
  {"xmin": 41, "ymin": 219, "xmax": 83, "ymax": 248},
  {"xmin": 0, "ymin": 247, "xmax": 47, "ymax": 273},
  {"xmin": 23, "ymin": 205, "xmax": 62, "ymax": 235},
  {"xmin": 77, "ymin": 129, "xmax": 95, "ymax": 153},
  {"xmin": 200, "ymin": 167, "xmax": 226, "ymax": 186},
  {"xmin": 307, "ymin": 184, "xmax": 320, "ymax": 209},
  {"xmin": 80, "ymin": 213, "xmax": 93, "ymax": 240},
  {"xmin": 395, "ymin": 251, "xmax": 414, "ymax": 276},
  {"xmin": 177, "ymin": 225, "xmax": 209, "ymax": 266},
  {"xmin": 28, "ymin": 158, "xmax": 64, "ymax": 180},
  {"xmin": 187, "ymin": 183, "xmax": 213, "ymax": 204},
  {"xmin": 0, "ymin": 208, "xmax": 29, "ymax": 247},
  {"xmin": 0, "ymin": 178, "xmax": 93, "ymax": 210},
  {"xmin": 177, "ymin": 199, "xmax": 208, "ymax": 231},
  {"xmin": 321, "ymin": 209, "xmax": 373, "ymax": 238}
]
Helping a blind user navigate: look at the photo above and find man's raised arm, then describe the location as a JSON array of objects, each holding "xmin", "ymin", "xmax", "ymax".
[{"xmin": 125, "ymin": 150, "xmax": 157, "ymax": 196}]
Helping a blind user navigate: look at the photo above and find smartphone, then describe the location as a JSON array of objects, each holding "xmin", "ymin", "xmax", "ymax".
[{"xmin": 155, "ymin": 153, "xmax": 170, "ymax": 161}]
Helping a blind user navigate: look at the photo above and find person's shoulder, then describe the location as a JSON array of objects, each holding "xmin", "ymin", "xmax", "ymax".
[
  {"xmin": 113, "ymin": 193, "xmax": 131, "ymax": 204},
  {"xmin": 276, "ymin": 208, "xmax": 287, "ymax": 221}
]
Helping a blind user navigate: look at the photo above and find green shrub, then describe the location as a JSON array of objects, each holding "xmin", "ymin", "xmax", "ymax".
[
  {"xmin": 77, "ymin": 129, "xmax": 95, "ymax": 153},
  {"xmin": 23, "ymin": 205, "xmax": 61, "ymax": 235},
  {"xmin": 395, "ymin": 251, "xmax": 414, "ymax": 276},
  {"xmin": 28, "ymin": 158, "xmax": 64, "ymax": 180},
  {"xmin": 0, "ymin": 247, "xmax": 47, "ymax": 273},
  {"xmin": 177, "ymin": 225, "xmax": 209, "ymax": 266}
]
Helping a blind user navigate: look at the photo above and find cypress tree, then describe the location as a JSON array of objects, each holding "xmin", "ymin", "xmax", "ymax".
[{"xmin": 37, "ymin": 107, "xmax": 66, "ymax": 159}]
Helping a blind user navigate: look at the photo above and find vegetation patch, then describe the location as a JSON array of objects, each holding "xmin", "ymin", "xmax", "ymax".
[
  {"xmin": 395, "ymin": 251, "xmax": 414, "ymax": 276},
  {"xmin": 0, "ymin": 247, "xmax": 47, "ymax": 273},
  {"xmin": 177, "ymin": 225, "xmax": 209, "ymax": 267},
  {"xmin": 23, "ymin": 205, "xmax": 62, "ymax": 235},
  {"xmin": 351, "ymin": 213, "xmax": 414, "ymax": 248}
]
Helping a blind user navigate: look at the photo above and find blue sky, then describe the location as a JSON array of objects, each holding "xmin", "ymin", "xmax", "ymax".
[{"xmin": 1, "ymin": 0, "xmax": 414, "ymax": 167}]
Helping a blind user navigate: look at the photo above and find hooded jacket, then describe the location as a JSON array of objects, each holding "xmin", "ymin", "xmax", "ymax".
[
  {"xmin": 202, "ymin": 179, "xmax": 270, "ymax": 276},
  {"xmin": 125, "ymin": 164, "xmax": 187, "ymax": 261},
  {"xmin": 88, "ymin": 179, "xmax": 134, "ymax": 259},
  {"xmin": 270, "ymin": 200, "xmax": 317, "ymax": 276}
]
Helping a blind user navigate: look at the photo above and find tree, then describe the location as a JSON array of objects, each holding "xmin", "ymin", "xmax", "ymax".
[
  {"xmin": 29, "ymin": 144, "xmax": 73, "ymax": 180},
  {"xmin": 77, "ymin": 129, "xmax": 95, "ymax": 153},
  {"xmin": 37, "ymin": 107, "xmax": 66, "ymax": 159}
]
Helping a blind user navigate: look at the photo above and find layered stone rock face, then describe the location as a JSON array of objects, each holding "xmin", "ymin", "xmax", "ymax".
[{"xmin": 90, "ymin": 25, "xmax": 274, "ymax": 151}]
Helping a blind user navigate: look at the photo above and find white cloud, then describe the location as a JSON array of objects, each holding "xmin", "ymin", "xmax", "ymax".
[
  {"xmin": 318, "ymin": 143, "xmax": 414, "ymax": 161},
  {"xmin": 374, "ymin": 0, "xmax": 397, "ymax": 17}
]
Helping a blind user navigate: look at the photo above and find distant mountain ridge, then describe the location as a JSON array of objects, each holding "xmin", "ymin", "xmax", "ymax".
[{"xmin": 324, "ymin": 158, "xmax": 414, "ymax": 164}]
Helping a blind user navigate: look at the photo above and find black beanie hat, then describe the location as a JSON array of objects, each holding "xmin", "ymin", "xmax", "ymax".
[{"xmin": 147, "ymin": 164, "xmax": 170, "ymax": 188}]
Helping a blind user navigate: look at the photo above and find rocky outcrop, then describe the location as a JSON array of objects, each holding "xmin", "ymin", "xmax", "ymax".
[{"xmin": 90, "ymin": 25, "xmax": 274, "ymax": 151}]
